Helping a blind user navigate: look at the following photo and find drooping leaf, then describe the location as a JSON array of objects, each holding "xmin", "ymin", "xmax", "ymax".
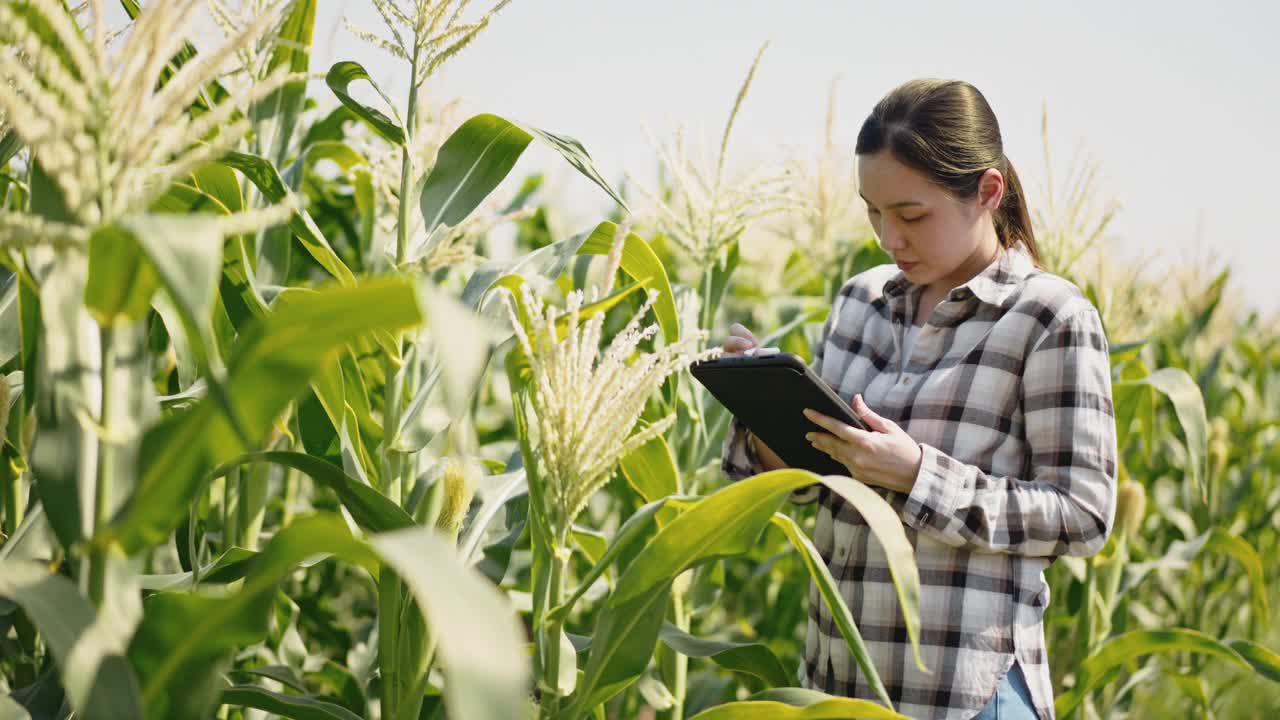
[
  {"xmin": 689, "ymin": 694, "xmax": 906, "ymax": 720},
  {"xmin": 1055, "ymin": 629, "xmax": 1279, "ymax": 716},
  {"xmin": 220, "ymin": 683, "xmax": 361, "ymax": 720},
  {"xmin": 324, "ymin": 61, "xmax": 404, "ymax": 146},
  {"xmin": 210, "ymin": 451, "xmax": 412, "ymax": 533},
  {"xmin": 658, "ymin": 622, "xmax": 791, "ymax": 688}
]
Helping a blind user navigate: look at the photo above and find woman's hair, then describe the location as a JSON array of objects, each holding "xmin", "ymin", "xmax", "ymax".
[{"xmin": 855, "ymin": 79, "xmax": 1042, "ymax": 267}]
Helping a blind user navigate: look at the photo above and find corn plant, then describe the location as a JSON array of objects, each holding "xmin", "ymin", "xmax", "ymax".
[{"xmin": 1, "ymin": 2, "xmax": 1278, "ymax": 719}]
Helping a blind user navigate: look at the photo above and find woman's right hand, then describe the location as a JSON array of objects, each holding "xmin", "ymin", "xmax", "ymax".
[{"xmin": 721, "ymin": 322, "xmax": 759, "ymax": 356}]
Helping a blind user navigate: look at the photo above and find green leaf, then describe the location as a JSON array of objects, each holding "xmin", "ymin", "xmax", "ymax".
[
  {"xmin": 221, "ymin": 151, "xmax": 356, "ymax": 287},
  {"xmin": 457, "ymin": 470, "xmax": 527, "ymax": 565},
  {"xmin": 16, "ymin": 273, "xmax": 39, "ymax": 416},
  {"xmin": 0, "ymin": 561, "xmax": 143, "ymax": 719},
  {"xmin": 220, "ymin": 683, "xmax": 361, "ymax": 720},
  {"xmin": 564, "ymin": 581, "xmax": 673, "ymax": 718},
  {"xmin": 418, "ymin": 115, "xmax": 628, "ymax": 261},
  {"xmin": 324, "ymin": 61, "xmax": 404, "ymax": 146},
  {"xmin": 619, "ymin": 434, "xmax": 679, "ymax": 504},
  {"xmin": 767, "ymin": 513, "xmax": 889, "ymax": 707},
  {"xmin": 0, "ymin": 693, "xmax": 31, "ymax": 720},
  {"xmin": 128, "ymin": 516, "xmax": 379, "ymax": 720},
  {"xmin": 689, "ymin": 696, "xmax": 906, "ymax": 719},
  {"xmin": 0, "ymin": 131, "xmax": 21, "ymax": 168},
  {"xmin": 1055, "ymin": 629, "xmax": 1275, "ymax": 716},
  {"xmin": 1230, "ymin": 640, "xmax": 1280, "ymax": 683},
  {"xmin": 252, "ymin": 0, "xmax": 316, "ymax": 165},
  {"xmin": 612, "ymin": 471, "xmax": 910, "ymax": 613},
  {"xmin": 1197, "ymin": 530, "xmax": 1269, "ymax": 623},
  {"xmin": 211, "ymin": 451, "xmax": 413, "ymax": 533},
  {"xmin": 29, "ymin": 254, "xmax": 99, "ymax": 550},
  {"xmin": 658, "ymin": 622, "xmax": 791, "ymax": 687},
  {"xmin": 418, "ymin": 113, "xmax": 533, "ymax": 250},
  {"xmin": 189, "ymin": 163, "xmax": 244, "ymax": 214},
  {"xmin": 522, "ymin": 125, "xmax": 628, "ymax": 212},
  {"xmin": 1114, "ymin": 367, "xmax": 1207, "ymax": 496},
  {"xmin": 138, "ymin": 547, "xmax": 259, "ymax": 591},
  {"xmin": 114, "ymin": 215, "xmax": 226, "ymax": 372},
  {"xmin": 546, "ymin": 498, "xmax": 672, "ymax": 626},
  {"xmin": 809, "ymin": 477, "xmax": 923, "ymax": 674},
  {"xmin": 104, "ymin": 278, "xmax": 422, "ymax": 553},
  {"xmin": 607, "ymin": 472, "xmax": 923, "ymax": 709},
  {"xmin": 576, "ymin": 221, "xmax": 679, "ymax": 344},
  {"xmin": 371, "ymin": 526, "xmax": 531, "ymax": 720}
]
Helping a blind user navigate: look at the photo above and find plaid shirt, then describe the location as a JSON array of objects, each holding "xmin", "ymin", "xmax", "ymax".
[{"xmin": 721, "ymin": 244, "xmax": 1117, "ymax": 720}]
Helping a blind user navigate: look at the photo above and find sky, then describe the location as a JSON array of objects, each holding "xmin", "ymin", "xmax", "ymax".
[{"xmin": 304, "ymin": 2, "xmax": 1274, "ymax": 316}]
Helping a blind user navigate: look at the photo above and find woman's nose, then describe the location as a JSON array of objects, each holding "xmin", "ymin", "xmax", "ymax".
[{"xmin": 879, "ymin": 224, "xmax": 907, "ymax": 252}]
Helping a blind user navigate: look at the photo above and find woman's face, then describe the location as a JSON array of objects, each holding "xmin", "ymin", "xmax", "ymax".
[{"xmin": 856, "ymin": 150, "xmax": 1004, "ymax": 292}]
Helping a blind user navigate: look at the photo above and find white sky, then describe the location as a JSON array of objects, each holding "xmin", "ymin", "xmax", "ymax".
[{"xmin": 306, "ymin": 1, "xmax": 1276, "ymax": 316}]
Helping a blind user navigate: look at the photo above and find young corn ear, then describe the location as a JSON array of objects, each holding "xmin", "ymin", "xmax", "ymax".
[
  {"xmin": 435, "ymin": 457, "xmax": 479, "ymax": 535},
  {"xmin": 1114, "ymin": 480, "xmax": 1146, "ymax": 541}
]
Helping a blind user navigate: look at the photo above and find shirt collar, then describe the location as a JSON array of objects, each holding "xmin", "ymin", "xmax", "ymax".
[{"xmin": 881, "ymin": 242, "xmax": 1037, "ymax": 308}]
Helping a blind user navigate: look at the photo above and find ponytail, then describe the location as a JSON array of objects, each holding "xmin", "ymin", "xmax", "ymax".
[{"xmin": 995, "ymin": 158, "xmax": 1042, "ymax": 268}]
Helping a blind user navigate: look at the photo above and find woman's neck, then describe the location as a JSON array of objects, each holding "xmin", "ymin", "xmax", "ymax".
[{"xmin": 926, "ymin": 234, "xmax": 1003, "ymax": 299}]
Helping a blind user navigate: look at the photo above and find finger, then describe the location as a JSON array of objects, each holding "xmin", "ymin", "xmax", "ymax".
[
  {"xmin": 728, "ymin": 322, "xmax": 758, "ymax": 344},
  {"xmin": 802, "ymin": 408, "xmax": 867, "ymax": 444},
  {"xmin": 806, "ymin": 434, "xmax": 848, "ymax": 466},
  {"xmin": 722, "ymin": 336, "xmax": 755, "ymax": 352},
  {"xmin": 853, "ymin": 394, "xmax": 895, "ymax": 433},
  {"xmin": 806, "ymin": 433, "xmax": 833, "ymax": 456}
]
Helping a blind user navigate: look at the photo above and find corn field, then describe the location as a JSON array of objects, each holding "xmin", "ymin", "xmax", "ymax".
[{"xmin": 0, "ymin": 2, "xmax": 1277, "ymax": 719}]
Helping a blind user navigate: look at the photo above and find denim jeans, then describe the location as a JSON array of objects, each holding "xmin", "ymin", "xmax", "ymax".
[{"xmin": 973, "ymin": 661, "xmax": 1039, "ymax": 719}]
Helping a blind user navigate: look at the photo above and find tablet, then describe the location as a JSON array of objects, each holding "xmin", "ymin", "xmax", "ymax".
[{"xmin": 691, "ymin": 351, "xmax": 868, "ymax": 476}]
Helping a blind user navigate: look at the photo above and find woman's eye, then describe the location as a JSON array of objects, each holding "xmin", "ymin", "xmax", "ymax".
[{"xmin": 902, "ymin": 215, "xmax": 925, "ymax": 223}]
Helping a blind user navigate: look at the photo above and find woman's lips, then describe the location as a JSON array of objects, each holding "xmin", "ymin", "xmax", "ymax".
[{"xmin": 896, "ymin": 260, "xmax": 918, "ymax": 270}]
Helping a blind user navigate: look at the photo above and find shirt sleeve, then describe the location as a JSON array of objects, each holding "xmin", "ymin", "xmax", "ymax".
[
  {"xmin": 719, "ymin": 307, "xmax": 840, "ymax": 506},
  {"xmin": 900, "ymin": 307, "xmax": 1118, "ymax": 558}
]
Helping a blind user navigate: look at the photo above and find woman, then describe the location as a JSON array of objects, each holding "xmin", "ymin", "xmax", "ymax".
[{"xmin": 720, "ymin": 79, "xmax": 1117, "ymax": 720}]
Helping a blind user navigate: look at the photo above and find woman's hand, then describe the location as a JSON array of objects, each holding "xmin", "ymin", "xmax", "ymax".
[
  {"xmin": 803, "ymin": 394, "xmax": 923, "ymax": 494},
  {"xmin": 720, "ymin": 322, "xmax": 758, "ymax": 356}
]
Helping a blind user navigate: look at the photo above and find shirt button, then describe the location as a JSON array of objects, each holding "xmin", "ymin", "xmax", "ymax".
[{"xmin": 900, "ymin": 376, "xmax": 911, "ymax": 385}]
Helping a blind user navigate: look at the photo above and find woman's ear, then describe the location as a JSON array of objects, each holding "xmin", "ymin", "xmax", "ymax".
[{"xmin": 978, "ymin": 168, "xmax": 1005, "ymax": 210}]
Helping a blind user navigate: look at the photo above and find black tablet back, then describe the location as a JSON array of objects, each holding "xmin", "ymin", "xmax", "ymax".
[{"xmin": 692, "ymin": 353, "xmax": 866, "ymax": 477}]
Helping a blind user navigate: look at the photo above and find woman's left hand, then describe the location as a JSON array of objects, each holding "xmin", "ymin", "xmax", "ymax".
[{"xmin": 803, "ymin": 394, "xmax": 923, "ymax": 494}]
